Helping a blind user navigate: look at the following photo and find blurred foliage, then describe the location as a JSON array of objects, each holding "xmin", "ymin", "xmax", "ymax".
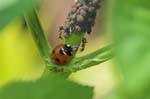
[
  {"xmin": 0, "ymin": 22, "xmax": 44, "ymax": 86},
  {"xmin": 0, "ymin": 1, "xmax": 95, "ymax": 99},
  {"xmin": 65, "ymin": 45, "xmax": 113, "ymax": 72},
  {"xmin": 0, "ymin": 0, "xmax": 149, "ymax": 99},
  {"xmin": 0, "ymin": 22, "xmax": 94, "ymax": 99},
  {"xmin": 107, "ymin": 0, "xmax": 150, "ymax": 99},
  {"xmin": 0, "ymin": 0, "xmax": 40, "ymax": 29},
  {"xmin": 24, "ymin": 2, "xmax": 112, "ymax": 76},
  {"xmin": 0, "ymin": 74, "xmax": 93, "ymax": 99},
  {"xmin": 0, "ymin": 0, "xmax": 44, "ymax": 87}
]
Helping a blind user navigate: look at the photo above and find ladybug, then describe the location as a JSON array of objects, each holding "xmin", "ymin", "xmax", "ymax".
[{"xmin": 51, "ymin": 44, "xmax": 73, "ymax": 65}]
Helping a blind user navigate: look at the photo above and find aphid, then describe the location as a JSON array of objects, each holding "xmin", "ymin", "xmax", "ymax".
[
  {"xmin": 51, "ymin": 44, "xmax": 73, "ymax": 65},
  {"xmin": 58, "ymin": 26, "xmax": 64, "ymax": 39},
  {"xmin": 50, "ymin": 0, "xmax": 102, "ymax": 65},
  {"xmin": 80, "ymin": 38, "xmax": 87, "ymax": 51}
]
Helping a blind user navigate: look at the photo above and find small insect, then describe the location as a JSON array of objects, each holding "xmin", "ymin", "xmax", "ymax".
[
  {"xmin": 58, "ymin": 26, "xmax": 64, "ymax": 39},
  {"xmin": 51, "ymin": 44, "xmax": 74, "ymax": 65},
  {"xmin": 80, "ymin": 38, "xmax": 87, "ymax": 51}
]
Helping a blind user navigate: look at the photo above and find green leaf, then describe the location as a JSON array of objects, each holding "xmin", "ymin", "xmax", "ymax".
[
  {"xmin": 0, "ymin": 0, "xmax": 40, "ymax": 29},
  {"xmin": 110, "ymin": 0, "xmax": 150, "ymax": 98},
  {"xmin": 0, "ymin": 74, "xmax": 93, "ymax": 99},
  {"xmin": 65, "ymin": 45, "xmax": 113, "ymax": 72},
  {"xmin": 25, "ymin": 9, "xmax": 51, "ymax": 62}
]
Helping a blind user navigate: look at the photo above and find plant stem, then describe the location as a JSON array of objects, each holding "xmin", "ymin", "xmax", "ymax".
[
  {"xmin": 25, "ymin": 8, "xmax": 51, "ymax": 63},
  {"xmin": 24, "ymin": 8, "xmax": 113, "ymax": 78},
  {"xmin": 64, "ymin": 45, "xmax": 113, "ymax": 72},
  {"xmin": 64, "ymin": 33, "xmax": 84, "ymax": 46}
]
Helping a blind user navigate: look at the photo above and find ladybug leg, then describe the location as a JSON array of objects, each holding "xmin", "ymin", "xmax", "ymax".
[
  {"xmin": 80, "ymin": 37, "xmax": 87, "ymax": 52},
  {"xmin": 58, "ymin": 26, "xmax": 64, "ymax": 39}
]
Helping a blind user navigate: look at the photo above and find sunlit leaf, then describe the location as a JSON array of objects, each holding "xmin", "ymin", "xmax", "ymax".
[
  {"xmin": 65, "ymin": 45, "xmax": 113, "ymax": 72},
  {"xmin": 0, "ymin": 0, "xmax": 40, "ymax": 29},
  {"xmin": 0, "ymin": 74, "xmax": 93, "ymax": 99},
  {"xmin": 109, "ymin": 0, "xmax": 150, "ymax": 98}
]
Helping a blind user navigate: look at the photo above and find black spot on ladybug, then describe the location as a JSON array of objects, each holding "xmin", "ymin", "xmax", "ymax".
[
  {"xmin": 55, "ymin": 58, "xmax": 60, "ymax": 62},
  {"xmin": 52, "ymin": 50, "xmax": 55, "ymax": 54},
  {"xmin": 51, "ymin": 44, "xmax": 73, "ymax": 65},
  {"xmin": 64, "ymin": 61, "xmax": 67, "ymax": 63}
]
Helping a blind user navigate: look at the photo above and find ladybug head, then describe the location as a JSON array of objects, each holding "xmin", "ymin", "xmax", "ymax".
[{"xmin": 63, "ymin": 44, "xmax": 73, "ymax": 56}]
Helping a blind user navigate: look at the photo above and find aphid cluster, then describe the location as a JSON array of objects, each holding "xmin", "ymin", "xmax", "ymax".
[
  {"xmin": 59, "ymin": 0, "xmax": 101, "ymax": 38},
  {"xmin": 51, "ymin": 0, "xmax": 102, "ymax": 65}
]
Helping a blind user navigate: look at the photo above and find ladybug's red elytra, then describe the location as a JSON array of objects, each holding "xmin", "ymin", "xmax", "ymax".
[{"xmin": 51, "ymin": 44, "xmax": 73, "ymax": 65}]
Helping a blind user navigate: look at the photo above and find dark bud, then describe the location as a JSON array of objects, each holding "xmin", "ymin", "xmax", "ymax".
[
  {"xmin": 64, "ymin": 24, "xmax": 69, "ymax": 29},
  {"xmin": 88, "ymin": 7, "xmax": 96, "ymax": 13},
  {"xmin": 80, "ymin": 26, "xmax": 86, "ymax": 33},
  {"xmin": 90, "ymin": 11, "xmax": 96, "ymax": 18},
  {"xmin": 59, "ymin": 26, "xmax": 64, "ymax": 31},
  {"xmin": 82, "ymin": 5, "xmax": 88, "ymax": 11},
  {"xmin": 69, "ymin": 20, "xmax": 75, "ymax": 25},
  {"xmin": 77, "ymin": 15, "xmax": 84, "ymax": 23},
  {"xmin": 82, "ymin": 38, "xmax": 88, "ymax": 43},
  {"xmin": 75, "ymin": 25, "xmax": 81, "ymax": 32},
  {"xmin": 93, "ymin": 0, "xmax": 100, "ymax": 5},
  {"xmin": 80, "ymin": 9, "xmax": 87, "ymax": 17},
  {"xmin": 76, "ymin": 2, "xmax": 82, "ymax": 9},
  {"xmin": 87, "ymin": 27, "xmax": 92, "ymax": 34},
  {"xmin": 70, "ymin": 14, "xmax": 76, "ymax": 20},
  {"xmin": 95, "ymin": 3, "xmax": 101, "ymax": 9},
  {"xmin": 88, "ymin": 18, "xmax": 94, "ymax": 23},
  {"xmin": 89, "ymin": 2, "xmax": 93, "ymax": 6},
  {"xmin": 64, "ymin": 27, "xmax": 70, "ymax": 33},
  {"xmin": 64, "ymin": 32, "xmax": 70, "ymax": 38},
  {"xmin": 71, "ymin": 7, "xmax": 77, "ymax": 13}
]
